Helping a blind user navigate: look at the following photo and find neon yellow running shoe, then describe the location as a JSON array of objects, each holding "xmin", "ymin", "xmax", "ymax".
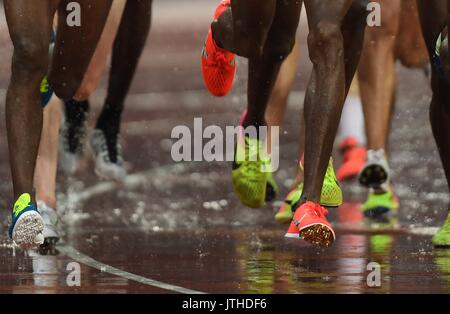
[
  {"xmin": 40, "ymin": 76, "xmax": 54, "ymax": 106},
  {"xmin": 232, "ymin": 136, "xmax": 271, "ymax": 208},
  {"xmin": 9, "ymin": 193, "xmax": 44, "ymax": 248},
  {"xmin": 275, "ymin": 158, "xmax": 343, "ymax": 224},
  {"xmin": 433, "ymin": 210, "xmax": 450, "ymax": 248},
  {"xmin": 362, "ymin": 190, "xmax": 399, "ymax": 218}
]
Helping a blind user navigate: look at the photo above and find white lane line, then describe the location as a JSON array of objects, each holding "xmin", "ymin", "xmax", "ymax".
[{"xmin": 58, "ymin": 244, "xmax": 206, "ymax": 294}]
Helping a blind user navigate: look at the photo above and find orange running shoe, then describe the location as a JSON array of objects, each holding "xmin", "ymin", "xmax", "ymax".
[
  {"xmin": 201, "ymin": 0, "xmax": 236, "ymax": 97},
  {"xmin": 336, "ymin": 136, "xmax": 367, "ymax": 182},
  {"xmin": 285, "ymin": 201, "xmax": 335, "ymax": 247}
]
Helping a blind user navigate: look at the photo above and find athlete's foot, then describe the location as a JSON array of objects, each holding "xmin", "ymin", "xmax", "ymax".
[
  {"xmin": 359, "ymin": 149, "xmax": 390, "ymax": 189},
  {"xmin": 232, "ymin": 134, "xmax": 270, "ymax": 208},
  {"xmin": 9, "ymin": 193, "xmax": 44, "ymax": 249},
  {"xmin": 201, "ymin": 0, "xmax": 236, "ymax": 97},
  {"xmin": 59, "ymin": 105, "xmax": 88, "ymax": 175},
  {"xmin": 275, "ymin": 158, "xmax": 343, "ymax": 224},
  {"xmin": 285, "ymin": 201, "xmax": 335, "ymax": 247},
  {"xmin": 433, "ymin": 209, "xmax": 450, "ymax": 248},
  {"xmin": 337, "ymin": 136, "xmax": 367, "ymax": 182},
  {"xmin": 37, "ymin": 201, "xmax": 60, "ymax": 245},
  {"xmin": 90, "ymin": 129, "xmax": 127, "ymax": 182}
]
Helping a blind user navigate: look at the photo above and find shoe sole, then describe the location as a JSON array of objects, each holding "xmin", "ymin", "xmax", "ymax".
[
  {"xmin": 299, "ymin": 224, "xmax": 335, "ymax": 247},
  {"xmin": 285, "ymin": 223, "xmax": 335, "ymax": 247},
  {"xmin": 12, "ymin": 211, "xmax": 44, "ymax": 248},
  {"xmin": 359, "ymin": 164, "xmax": 389, "ymax": 188}
]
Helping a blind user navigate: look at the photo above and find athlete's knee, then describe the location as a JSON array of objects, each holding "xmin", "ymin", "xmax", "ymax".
[
  {"xmin": 365, "ymin": 6, "xmax": 399, "ymax": 44},
  {"xmin": 308, "ymin": 22, "xmax": 343, "ymax": 65},
  {"xmin": 264, "ymin": 34, "xmax": 296, "ymax": 62},
  {"xmin": 48, "ymin": 73, "xmax": 82, "ymax": 101},
  {"xmin": 11, "ymin": 38, "xmax": 48, "ymax": 77}
]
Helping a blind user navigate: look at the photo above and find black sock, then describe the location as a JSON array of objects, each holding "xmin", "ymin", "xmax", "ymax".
[
  {"xmin": 63, "ymin": 99, "xmax": 90, "ymax": 152},
  {"xmin": 95, "ymin": 102, "xmax": 123, "ymax": 163},
  {"xmin": 95, "ymin": 102, "xmax": 122, "ymax": 140},
  {"xmin": 64, "ymin": 99, "xmax": 90, "ymax": 127}
]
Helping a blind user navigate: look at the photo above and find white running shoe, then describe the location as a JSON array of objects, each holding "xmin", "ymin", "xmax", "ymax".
[
  {"xmin": 37, "ymin": 201, "xmax": 60, "ymax": 244},
  {"xmin": 90, "ymin": 129, "xmax": 127, "ymax": 182},
  {"xmin": 359, "ymin": 149, "xmax": 390, "ymax": 190}
]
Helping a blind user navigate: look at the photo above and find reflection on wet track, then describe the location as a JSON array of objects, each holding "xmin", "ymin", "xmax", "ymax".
[{"xmin": 1, "ymin": 0, "xmax": 450, "ymax": 294}]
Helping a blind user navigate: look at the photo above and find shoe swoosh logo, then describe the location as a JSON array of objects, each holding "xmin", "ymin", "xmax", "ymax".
[
  {"xmin": 202, "ymin": 46, "xmax": 208, "ymax": 59},
  {"xmin": 13, "ymin": 204, "xmax": 29, "ymax": 216},
  {"xmin": 294, "ymin": 213, "xmax": 308, "ymax": 227}
]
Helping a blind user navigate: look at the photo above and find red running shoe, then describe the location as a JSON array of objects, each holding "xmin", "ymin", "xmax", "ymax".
[
  {"xmin": 336, "ymin": 136, "xmax": 367, "ymax": 182},
  {"xmin": 285, "ymin": 201, "xmax": 335, "ymax": 247},
  {"xmin": 201, "ymin": 0, "xmax": 236, "ymax": 97}
]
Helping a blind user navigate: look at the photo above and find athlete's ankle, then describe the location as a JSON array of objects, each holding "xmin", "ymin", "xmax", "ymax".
[
  {"xmin": 65, "ymin": 98, "xmax": 89, "ymax": 127},
  {"xmin": 36, "ymin": 196, "xmax": 57, "ymax": 210}
]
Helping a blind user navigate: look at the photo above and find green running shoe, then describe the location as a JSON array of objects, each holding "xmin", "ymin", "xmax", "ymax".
[
  {"xmin": 362, "ymin": 190, "xmax": 399, "ymax": 218},
  {"xmin": 232, "ymin": 136, "xmax": 271, "ymax": 208},
  {"xmin": 433, "ymin": 210, "xmax": 450, "ymax": 248},
  {"xmin": 275, "ymin": 158, "xmax": 343, "ymax": 224},
  {"xmin": 40, "ymin": 76, "xmax": 54, "ymax": 107},
  {"xmin": 9, "ymin": 193, "xmax": 44, "ymax": 248}
]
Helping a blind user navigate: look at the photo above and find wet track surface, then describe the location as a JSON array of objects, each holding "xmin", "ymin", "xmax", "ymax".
[{"xmin": 1, "ymin": 1, "xmax": 450, "ymax": 293}]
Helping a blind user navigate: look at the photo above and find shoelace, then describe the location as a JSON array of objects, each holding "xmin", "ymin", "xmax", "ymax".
[
  {"xmin": 293, "ymin": 203, "xmax": 328, "ymax": 227},
  {"xmin": 307, "ymin": 204, "xmax": 328, "ymax": 218},
  {"xmin": 208, "ymin": 49, "xmax": 231, "ymax": 70}
]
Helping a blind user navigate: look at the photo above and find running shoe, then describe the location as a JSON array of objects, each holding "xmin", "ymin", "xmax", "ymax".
[
  {"xmin": 232, "ymin": 135, "xmax": 270, "ymax": 208},
  {"xmin": 359, "ymin": 149, "xmax": 390, "ymax": 189},
  {"xmin": 362, "ymin": 189, "xmax": 399, "ymax": 218},
  {"xmin": 9, "ymin": 193, "xmax": 44, "ymax": 248},
  {"xmin": 40, "ymin": 76, "xmax": 54, "ymax": 107},
  {"xmin": 201, "ymin": 0, "xmax": 236, "ymax": 97},
  {"xmin": 285, "ymin": 201, "xmax": 335, "ymax": 247},
  {"xmin": 275, "ymin": 158, "xmax": 343, "ymax": 224},
  {"xmin": 40, "ymin": 31, "xmax": 56, "ymax": 107},
  {"xmin": 37, "ymin": 201, "xmax": 60, "ymax": 245},
  {"xmin": 90, "ymin": 129, "xmax": 127, "ymax": 182},
  {"xmin": 59, "ymin": 104, "xmax": 88, "ymax": 175},
  {"xmin": 433, "ymin": 209, "xmax": 450, "ymax": 248},
  {"xmin": 336, "ymin": 136, "xmax": 367, "ymax": 182}
]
